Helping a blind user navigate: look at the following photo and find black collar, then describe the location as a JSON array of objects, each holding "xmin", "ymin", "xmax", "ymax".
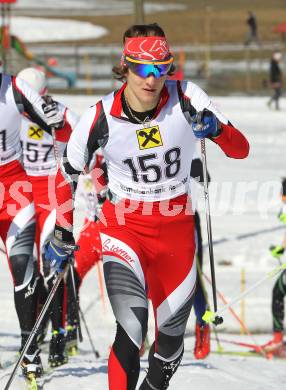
[{"xmin": 121, "ymin": 92, "xmax": 158, "ymax": 124}]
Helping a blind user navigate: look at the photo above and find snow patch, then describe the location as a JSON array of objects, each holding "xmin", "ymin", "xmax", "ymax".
[{"xmin": 11, "ymin": 17, "xmax": 107, "ymax": 43}]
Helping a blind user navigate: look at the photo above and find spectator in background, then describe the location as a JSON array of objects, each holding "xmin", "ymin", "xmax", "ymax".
[
  {"xmin": 244, "ymin": 11, "xmax": 260, "ymax": 46},
  {"xmin": 268, "ymin": 51, "xmax": 283, "ymax": 110}
]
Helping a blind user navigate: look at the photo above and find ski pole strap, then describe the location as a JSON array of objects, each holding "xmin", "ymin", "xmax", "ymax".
[{"xmin": 202, "ymin": 310, "xmax": 223, "ymax": 325}]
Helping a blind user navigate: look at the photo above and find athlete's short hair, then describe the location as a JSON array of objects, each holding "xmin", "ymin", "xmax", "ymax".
[{"xmin": 112, "ymin": 23, "xmax": 175, "ymax": 81}]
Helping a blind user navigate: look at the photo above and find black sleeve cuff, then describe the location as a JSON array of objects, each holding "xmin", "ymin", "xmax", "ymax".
[{"xmin": 54, "ymin": 225, "xmax": 74, "ymax": 243}]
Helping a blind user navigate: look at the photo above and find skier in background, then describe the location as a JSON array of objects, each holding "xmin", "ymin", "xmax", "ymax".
[
  {"xmin": 266, "ymin": 177, "xmax": 286, "ymax": 354},
  {"xmin": 18, "ymin": 67, "xmax": 79, "ymax": 368},
  {"xmin": 0, "ymin": 69, "xmax": 64, "ymax": 380},
  {"xmin": 45, "ymin": 23, "xmax": 249, "ymax": 389},
  {"xmin": 65, "ymin": 151, "xmax": 108, "ymax": 355}
]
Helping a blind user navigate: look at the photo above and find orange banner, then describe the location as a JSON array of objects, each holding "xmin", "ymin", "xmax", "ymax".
[{"xmin": 2, "ymin": 25, "xmax": 10, "ymax": 49}]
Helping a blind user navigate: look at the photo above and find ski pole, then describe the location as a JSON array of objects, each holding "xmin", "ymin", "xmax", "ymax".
[
  {"xmin": 83, "ymin": 299, "xmax": 97, "ymax": 316},
  {"xmin": 203, "ymin": 272, "xmax": 268, "ymax": 358},
  {"xmin": 210, "ymin": 336, "xmax": 271, "ymax": 358},
  {"xmin": 203, "ymin": 271, "xmax": 250, "ymax": 334},
  {"xmin": 79, "ymin": 306, "xmax": 100, "ymax": 359},
  {"xmin": 210, "ymin": 337, "xmax": 261, "ymax": 351},
  {"xmin": 70, "ymin": 265, "xmax": 83, "ymax": 342},
  {"xmin": 50, "ymin": 120, "xmax": 83, "ymax": 343},
  {"xmin": 188, "ymin": 105, "xmax": 222, "ymax": 326},
  {"xmin": 203, "ymin": 261, "xmax": 286, "ymax": 324},
  {"xmin": 4, "ymin": 262, "xmax": 70, "ymax": 390},
  {"xmin": 200, "ymin": 137, "xmax": 223, "ymax": 326},
  {"xmin": 196, "ymin": 256, "xmax": 223, "ymax": 351}
]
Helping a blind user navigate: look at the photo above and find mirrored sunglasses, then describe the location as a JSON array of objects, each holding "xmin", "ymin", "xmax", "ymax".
[{"xmin": 125, "ymin": 58, "xmax": 173, "ymax": 79}]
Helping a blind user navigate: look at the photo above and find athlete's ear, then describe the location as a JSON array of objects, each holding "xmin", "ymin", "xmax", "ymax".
[{"xmin": 120, "ymin": 55, "xmax": 127, "ymax": 67}]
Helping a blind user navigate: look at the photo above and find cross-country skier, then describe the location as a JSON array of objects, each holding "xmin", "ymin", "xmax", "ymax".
[
  {"xmin": 17, "ymin": 67, "xmax": 79, "ymax": 367},
  {"xmin": 65, "ymin": 151, "xmax": 107, "ymax": 355},
  {"xmin": 45, "ymin": 23, "xmax": 249, "ymax": 389},
  {"xmin": 190, "ymin": 154, "xmax": 211, "ymax": 360},
  {"xmin": 266, "ymin": 177, "xmax": 286, "ymax": 353},
  {"xmin": 0, "ymin": 70, "xmax": 64, "ymax": 380}
]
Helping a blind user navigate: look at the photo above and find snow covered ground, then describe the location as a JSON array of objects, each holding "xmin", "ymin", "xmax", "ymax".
[
  {"xmin": 0, "ymin": 95, "xmax": 286, "ymax": 389},
  {"xmin": 10, "ymin": 17, "xmax": 108, "ymax": 43}
]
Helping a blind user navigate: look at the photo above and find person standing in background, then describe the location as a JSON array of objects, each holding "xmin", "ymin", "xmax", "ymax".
[
  {"xmin": 268, "ymin": 51, "xmax": 283, "ymax": 111},
  {"xmin": 244, "ymin": 11, "xmax": 260, "ymax": 46}
]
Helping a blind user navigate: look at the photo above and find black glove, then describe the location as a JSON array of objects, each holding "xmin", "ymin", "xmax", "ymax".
[
  {"xmin": 45, "ymin": 228, "xmax": 79, "ymax": 272},
  {"xmin": 42, "ymin": 96, "xmax": 64, "ymax": 129},
  {"xmin": 191, "ymin": 109, "xmax": 222, "ymax": 139}
]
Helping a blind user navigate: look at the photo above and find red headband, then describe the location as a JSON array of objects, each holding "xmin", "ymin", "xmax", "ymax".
[{"xmin": 123, "ymin": 36, "xmax": 171, "ymax": 61}]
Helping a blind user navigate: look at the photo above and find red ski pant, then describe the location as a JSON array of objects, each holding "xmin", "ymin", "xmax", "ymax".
[
  {"xmin": 74, "ymin": 218, "xmax": 102, "ymax": 282},
  {"xmin": 0, "ymin": 160, "xmax": 35, "ymax": 276},
  {"xmin": 99, "ymin": 194, "xmax": 196, "ymax": 390},
  {"xmin": 0, "ymin": 160, "xmax": 38, "ymax": 334}
]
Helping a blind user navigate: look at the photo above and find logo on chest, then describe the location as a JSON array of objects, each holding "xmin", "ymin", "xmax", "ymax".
[
  {"xmin": 83, "ymin": 177, "xmax": 94, "ymax": 191},
  {"xmin": 28, "ymin": 125, "xmax": 43, "ymax": 140},
  {"xmin": 136, "ymin": 125, "xmax": 163, "ymax": 150}
]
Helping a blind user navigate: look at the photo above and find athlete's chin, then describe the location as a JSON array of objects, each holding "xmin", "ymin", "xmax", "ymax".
[{"xmin": 141, "ymin": 90, "xmax": 159, "ymax": 104}]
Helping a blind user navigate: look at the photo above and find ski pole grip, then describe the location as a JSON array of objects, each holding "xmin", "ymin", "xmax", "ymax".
[{"xmin": 202, "ymin": 310, "xmax": 224, "ymax": 326}]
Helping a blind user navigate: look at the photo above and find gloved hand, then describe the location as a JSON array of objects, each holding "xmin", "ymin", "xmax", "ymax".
[
  {"xmin": 45, "ymin": 235, "xmax": 79, "ymax": 272},
  {"xmin": 191, "ymin": 109, "xmax": 221, "ymax": 139},
  {"xmin": 269, "ymin": 245, "xmax": 285, "ymax": 259},
  {"xmin": 42, "ymin": 97, "xmax": 64, "ymax": 129},
  {"xmin": 279, "ymin": 212, "xmax": 286, "ymax": 225}
]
